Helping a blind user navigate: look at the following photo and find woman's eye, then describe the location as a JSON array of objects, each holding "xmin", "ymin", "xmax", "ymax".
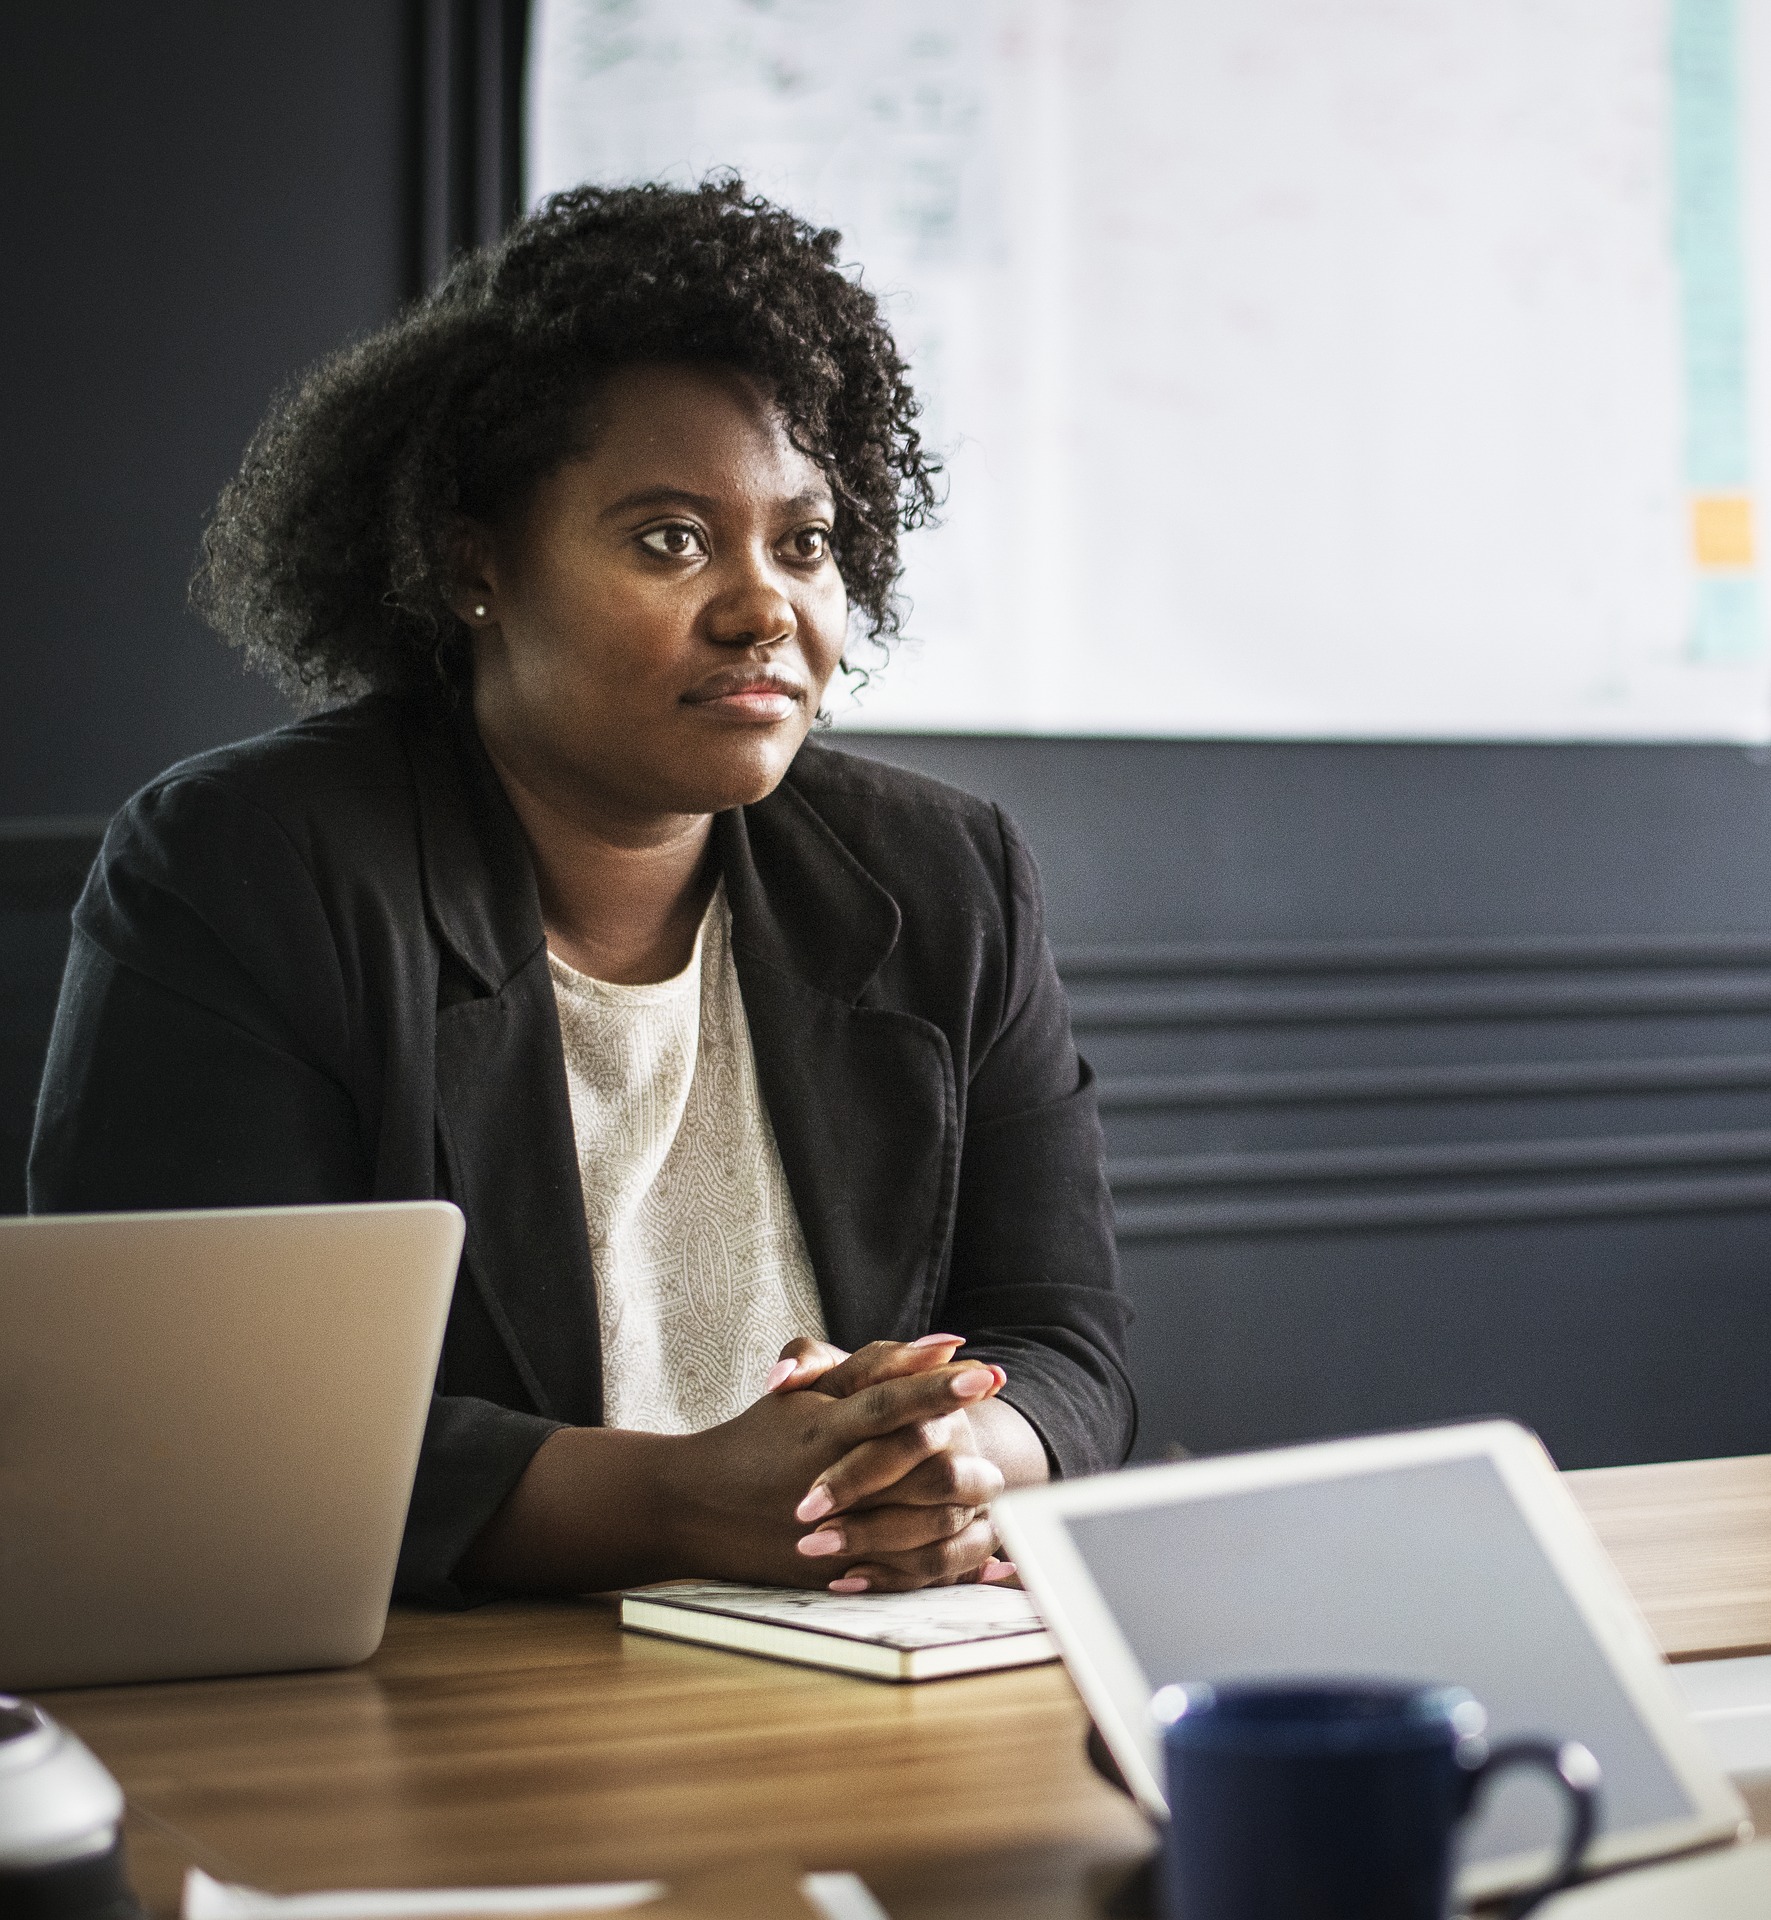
[
  {"xmin": 638, "ymin": 524, "xmax": 706, "ymax": 559},
  {"xmin": 787, "ymin": 526, "xmax": 831, "ymax": 562}
]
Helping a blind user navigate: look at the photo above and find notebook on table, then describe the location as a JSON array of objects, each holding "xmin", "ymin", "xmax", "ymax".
[{"xmin": 620, "ymin": 1580, "xmax": 1055, "ymax": 1681}]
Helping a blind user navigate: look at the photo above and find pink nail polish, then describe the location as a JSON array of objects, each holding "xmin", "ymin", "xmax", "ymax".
[
  {"xmin": 988, "ymin": 1365, "xmax": 1008, "ymax": 1388},
  {"xmin": 913, "ymin": 1333, "xmax": 964, "ymax": 1348},
  {"xmin": 829, "ymin": 1576, "xmax": 870, "ymax": 1593},
  {"xmin": 795, "ymin": 1484, "xmax": 835, "ymax": 1523},
  {"xmin": 797, "ymin": 1529, "xmax": 845, "ymax": 1557},
  {"xmin": 981, "ymin": 1559, "xmax": 1017, "ymax": 1583},
  {"xmin": 763, "ymin": 1358, "xmax": 795, "ymax": 1392},
  {"xmin": 951, "ymin": 1367, "xmax": 994, "ymax": 1400}
]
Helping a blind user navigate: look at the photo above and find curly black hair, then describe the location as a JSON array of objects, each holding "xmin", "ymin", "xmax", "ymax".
[{"xmin": 192, "ymin": 178, "xmax": 941, "ymax": 704}]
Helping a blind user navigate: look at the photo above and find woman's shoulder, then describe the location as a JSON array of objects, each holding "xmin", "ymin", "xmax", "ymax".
[
  {"xmin": 777, "ymin": 739, "xmax": 1032, "ymax": 920},
  {"xmin": 120, "ymin": 695, "xmax": 422, "ymax": 825},
  {"xmin": 768, "ymin": 737, "xmax": 1037, "ymax": 948},
  {"xmin": 783, "ymin": 739, "xmax": 1009, "ymax": 848},
  {"xmin": 91, "ymin": 695, "xmax": 436, "ymax": 933},
  {"xmin": 100, "ymin": 696, "xmax": 441, "ymax": 882}
]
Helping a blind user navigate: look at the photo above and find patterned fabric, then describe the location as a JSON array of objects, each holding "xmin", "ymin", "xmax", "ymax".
[{"xmin": 549, "ymin": 883, "xmax": 827, "ymax": 1435}]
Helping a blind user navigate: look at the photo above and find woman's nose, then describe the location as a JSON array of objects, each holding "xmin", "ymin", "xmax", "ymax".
[{"xmin": 706, "ymin": 571, "xmax": 797, "ymax": 650}]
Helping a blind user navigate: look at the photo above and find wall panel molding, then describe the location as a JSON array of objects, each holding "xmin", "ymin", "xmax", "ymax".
[
  {"xmin": 1056, "ymin": 933, "xmax": 1771, "ymax": 977},
  {"xmin": 1063, "ymin": 935, "xmax": 1771, "ymax": 1240},
  {"xmin": 1109, "ymin": 1127, "xmax": 1771, "ymax": 1189},
  {"xmin": 1095, "ymin": 1054, "xmax": 1771, "ymax": 1110},
  {"xmin": 1115, "ymin": 1170, "xmax": 1771, "ymax": 1240},
  {"xmin": 1071, "ymin": 976, "xmax": 1771, "ymax": 1030}
]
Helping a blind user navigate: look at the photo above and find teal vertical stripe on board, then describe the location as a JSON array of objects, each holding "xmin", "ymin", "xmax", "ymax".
[
  {"xmin": 1670, "ymin": 0, "xmax": 1762, "ymax": 660},
  {"xmin": 1693, "ymin": 574, "xmax": 1763, "ymax": 661},
  {"xmin": 1671, "ymin": 0, "xmax": 1752, "ymax": 491}
]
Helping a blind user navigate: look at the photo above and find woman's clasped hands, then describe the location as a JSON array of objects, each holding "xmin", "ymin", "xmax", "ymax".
[
  {"xmin": 459, "ymin": 1327, "xmax": 1040, "ymax": 1597},
  {"xmin": 669, "ymin": 1334, "xmax": 1020, "ymax": 1594}
]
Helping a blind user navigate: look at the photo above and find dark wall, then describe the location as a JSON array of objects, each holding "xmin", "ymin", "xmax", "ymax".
[
  {"xmin": 839, "ymin": 734, "xmax": 1771, "ymax": 1472},
  {"xmin": 0, "ymin": 0, "xmax": 526, "ymax": 1214},
  {"xmin": 2, "ymin": 0, "xmax": 412, "ymax": 817},
  {"xmin": 9, "ymin": 2, "xmax": 1771, "ymax": 1473},
  {"xmin": 0, "ymin": 0, "xmax": 412, "ymax": 1203}
]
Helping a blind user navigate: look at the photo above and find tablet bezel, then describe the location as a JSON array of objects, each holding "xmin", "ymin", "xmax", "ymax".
[{"xmin": 994, "ymin": 1420, "xmax": 1749, "ymax": 1903}]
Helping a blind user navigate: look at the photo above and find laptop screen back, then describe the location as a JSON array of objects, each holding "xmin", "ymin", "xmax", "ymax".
[{"xmin": 1065, "ymin": 1455, "xmax": 1695, "ymax": 1864}]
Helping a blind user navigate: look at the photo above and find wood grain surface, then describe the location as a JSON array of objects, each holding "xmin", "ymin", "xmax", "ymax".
[
  {"xmin": 39, "ymin": 1455, "xmax": 1771, "ymax": 1919},
  {"xmin": 43, "ymin": 1598, "xmax": 1152, "ymax": 1920},
  {"xmin": 1565, "ymin": 1455, "xmax": 1771, "ymax": 1661}
]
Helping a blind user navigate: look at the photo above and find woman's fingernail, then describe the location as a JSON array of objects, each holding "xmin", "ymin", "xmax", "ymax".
[
  {"xmin": 797, "ymin": 1528, "xmax": 845, "ymax": 1558},
  {"xmin": 951, "ymin": 1367, "xmax": 995, "ymax": 1400},
  {"xmin": 829, "ymin": 1576, "xmax": 870, "ymax": 1593},
  {"xmin": 795, "ymin": 1484, "xmax": 835, "ymax": 1523},
  {"xmin": 987, "ymin": 1365, "xmax": 1007, "ymax": 1389},
  {"xmin": 981, "ymin": 1559, "xmax": 1018, "ymax": 1583},
  {"xmin": 913, "ymin": 1332, "xmax": 964, "ymax": 1348},
  {"xmin": 763, "ymin": 1359, "xmax": 796, "ymax": 1392}
]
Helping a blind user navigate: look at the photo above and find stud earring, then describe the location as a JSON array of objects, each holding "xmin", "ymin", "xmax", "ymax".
[{"xmin": 472, "ymin": 603, "xmax": 488, "ymax": 619}]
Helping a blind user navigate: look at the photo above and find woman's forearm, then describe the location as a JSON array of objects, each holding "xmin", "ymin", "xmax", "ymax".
[
  {"xmin": 459, "ymin": 1358, "xmax": 1025, "ymax": 1595},
  {"xmin": 458, "ymin": 1425, "xmax": 691, "ymax": 1593},
  {"xmin": 967, "ymin": 1396, "xmax": 1051, "ymax": 1492}
]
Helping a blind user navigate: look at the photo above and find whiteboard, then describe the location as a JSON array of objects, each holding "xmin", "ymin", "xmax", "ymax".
[{"xmin": 529, "ymin": 0, "xmax": 1771, "ymax": 742}]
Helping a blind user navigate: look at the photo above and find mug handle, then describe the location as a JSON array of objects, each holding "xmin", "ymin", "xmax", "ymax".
[{"xmin": 1462, "ymin": 1738, "xmax": 1602, "ymax": 1920}]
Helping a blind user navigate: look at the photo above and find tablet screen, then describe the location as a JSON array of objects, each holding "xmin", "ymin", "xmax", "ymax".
[{"xmin": 1065, "ymin": 1454, "xmax": 1695, "ymax": 1864}]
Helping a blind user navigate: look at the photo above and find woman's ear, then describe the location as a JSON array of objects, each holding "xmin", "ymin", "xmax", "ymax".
[{"xmin": 447, "ymin": 517, "xmax": 499, "ymax": 628}]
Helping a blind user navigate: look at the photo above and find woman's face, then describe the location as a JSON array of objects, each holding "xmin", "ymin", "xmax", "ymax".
[{"xmin": 462, "ymin": 362, "xmax": 849, "ymax": 831}]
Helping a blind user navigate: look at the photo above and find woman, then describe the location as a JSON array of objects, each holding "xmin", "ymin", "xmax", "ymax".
[{"xmin": 30, "ymin": 180, "xmax": 1134, "ymax": 1605}]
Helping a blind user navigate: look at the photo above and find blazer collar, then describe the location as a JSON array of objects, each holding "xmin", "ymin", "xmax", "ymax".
[
  {"xmin": 408, "ymin": 707, "xmax": 936, "ymax": 1399},
  {"xmin": 407, "ymin": 705, "xmax": 902, "ymax": 1006},
  {"xmin": 405, "ymin": 699, "xmax": 547, "ymax": 994},
  {"xmin": 717, "ymin": 756, "xmax": 902, "ymax": 1006}
]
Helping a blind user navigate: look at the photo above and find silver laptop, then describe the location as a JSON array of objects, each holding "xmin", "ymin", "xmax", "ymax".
[{"xmin": 0, "ymin": 1202, "xmax": 462, "ymax": 1690}]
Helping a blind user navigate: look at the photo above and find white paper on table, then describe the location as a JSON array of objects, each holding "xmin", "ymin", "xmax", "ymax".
[
  {"xmin": 181, "ymin": 1872, "xmax": 663, "ymax": 1919},
  {"xmin": 799, "ymin": 1878, "xmax": 892, "ymax": 1920},
  {"xmin": 183, "ymin": 1865, "xmax": 890, "ymax": 1920}
]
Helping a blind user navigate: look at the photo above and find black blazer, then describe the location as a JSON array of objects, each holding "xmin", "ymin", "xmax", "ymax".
[{"xmin": 30, "ymin": 696, "xmax": 1134, "ymax": 1602}]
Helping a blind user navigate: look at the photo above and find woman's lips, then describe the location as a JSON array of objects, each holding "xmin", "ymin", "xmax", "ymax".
[{"xmin": 682, "ymin": 670, "xmax": 806, "ymax": 723}]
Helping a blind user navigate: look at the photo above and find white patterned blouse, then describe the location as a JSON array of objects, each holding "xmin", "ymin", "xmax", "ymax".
[{"xmin": 548, "ymin": 881, "xmax": 828, "ymax": 1435}]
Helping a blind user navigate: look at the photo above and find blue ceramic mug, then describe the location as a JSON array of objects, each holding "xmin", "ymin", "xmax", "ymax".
[{"xmin": 1156, "ymin": 1680, "xmax": 1601, "ymax": 1920}]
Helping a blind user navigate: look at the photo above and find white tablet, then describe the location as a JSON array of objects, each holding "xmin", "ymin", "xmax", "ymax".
[{"xmin": 994, "ymin": 1421, "xmax": 1748, "ymax": 1905}]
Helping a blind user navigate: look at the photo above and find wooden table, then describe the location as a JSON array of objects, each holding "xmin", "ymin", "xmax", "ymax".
[
  {"xmin": 39, "ymin": 1455, "xmax": 1771, "ymax": 1920},
  {"xmin": 47, "ymin": 1600, "xmax": 1151, "ymax": 1920},
  {"xmin": 1564, "ymin": 1454, "xmax": 1771, "ymax": 1662}
]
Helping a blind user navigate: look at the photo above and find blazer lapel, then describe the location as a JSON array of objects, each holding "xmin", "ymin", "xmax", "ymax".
[
  {"xmin": 404, "ymin": 705, "xmax": 960, "ymax": 1418},
  {"xmin": 407, "ymin": 706, "xmax": 603, "ymax": 1425},
  {"xmin": 719, "ymin": 785, "xmax": 960, "ymax": 1352}
]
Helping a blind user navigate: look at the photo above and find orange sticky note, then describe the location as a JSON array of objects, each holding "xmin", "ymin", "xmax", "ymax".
[{"xmin": 1693, "ymin": 494, "xmax": 1756, "ymax": 568}]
